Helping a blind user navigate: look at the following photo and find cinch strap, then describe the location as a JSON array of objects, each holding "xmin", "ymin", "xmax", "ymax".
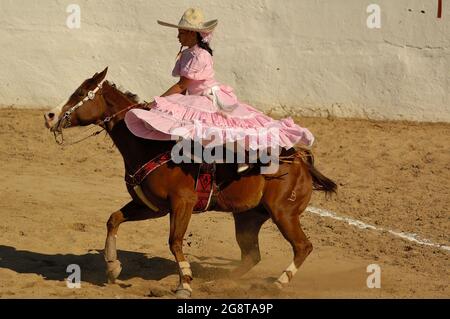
[{"xmin": 133, "ymin": 185, "xmax": 159, "ymax": 212}]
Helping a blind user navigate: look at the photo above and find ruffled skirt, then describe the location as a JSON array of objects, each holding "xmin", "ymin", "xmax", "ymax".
[{"xmin": 124, "ymin": 93, "xmax": 314, "ymax": 151}]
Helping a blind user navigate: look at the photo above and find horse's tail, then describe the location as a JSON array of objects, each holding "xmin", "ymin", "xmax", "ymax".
[{"xmin": 296, "ymin": 147, "xmax": 337, "ymax": 195}]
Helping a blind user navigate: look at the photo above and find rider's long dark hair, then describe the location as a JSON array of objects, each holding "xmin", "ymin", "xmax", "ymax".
[{"xmin": 196, "ymin": 32, "xmax": 213, "ymax": 56}]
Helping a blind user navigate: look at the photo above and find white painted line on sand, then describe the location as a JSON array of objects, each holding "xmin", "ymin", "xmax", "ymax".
[{"xmin": 306, "ymin": 206, "xmax": 450, "ymax": 252}]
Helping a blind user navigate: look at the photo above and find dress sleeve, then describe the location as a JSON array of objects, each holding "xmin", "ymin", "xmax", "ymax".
[
  {"xmin": 171, "ymin": 58, "xmax": 182, "ymax": 77},
  {"xmin": 177, "ymin": 50, "xmax": 214, "ymax": 81}
]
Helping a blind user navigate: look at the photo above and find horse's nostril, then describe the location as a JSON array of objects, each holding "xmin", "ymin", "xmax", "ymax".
[{"xmin": 48, "ymin": 113, "xmax": 55, "ymax": 119}]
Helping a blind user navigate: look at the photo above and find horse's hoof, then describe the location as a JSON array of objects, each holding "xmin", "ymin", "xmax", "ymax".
[
  {"xmin": 106, "ymin": 260, "xmax": 122, "ymax": 283},
  {"xmin": 175, "ymin": 288, "xmax": 192, "ymax": 299}
]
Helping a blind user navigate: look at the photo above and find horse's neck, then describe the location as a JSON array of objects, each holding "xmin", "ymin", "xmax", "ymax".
[
  {"xmin": 108, "ymin": 120, "xmax": 173, "ymax": 174},
  {"xmin": 101, "ymin": 82, "xmax": 174, "ymax": 173},
  {"xmin": 103, "ymin": 82, "xmax": 135, "ymax": 122}
]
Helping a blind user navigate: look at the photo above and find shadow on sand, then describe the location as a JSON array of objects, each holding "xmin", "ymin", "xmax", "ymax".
[{"xmin": 0, "ymin": 245, "xmax": 238, "ymax": 286}]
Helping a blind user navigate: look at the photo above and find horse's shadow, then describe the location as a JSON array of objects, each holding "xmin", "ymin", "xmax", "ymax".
[{"xmin": 0, "ymin": 245, "xmax": 237, "ymax": 286}]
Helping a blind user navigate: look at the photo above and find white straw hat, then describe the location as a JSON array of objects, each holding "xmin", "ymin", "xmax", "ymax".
[{"xmin": 157, "ymin": 8, "xmax": 218, "ymax": 33}]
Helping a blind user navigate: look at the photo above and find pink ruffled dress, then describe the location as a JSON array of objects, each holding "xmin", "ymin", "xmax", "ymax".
[{"xmin": 125, "ymin": 44, "xmax": 314, "ymax": 150}]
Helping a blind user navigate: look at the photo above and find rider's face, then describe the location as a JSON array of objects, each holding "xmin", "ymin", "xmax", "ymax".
[{"xmin": 177, "ymin": 29, "xmax": 197, "ymax": 47}]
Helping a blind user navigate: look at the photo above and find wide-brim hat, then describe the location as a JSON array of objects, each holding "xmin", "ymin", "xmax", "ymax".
[{"xmin": 157, "ymin": 8, "xmax": 218, "ymax": 33}]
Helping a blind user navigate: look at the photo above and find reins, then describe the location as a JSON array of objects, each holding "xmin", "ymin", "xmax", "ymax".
[
  {"xmin": 278, "ymin": 147, "xmax": 314, "ymax": 164},
  {"xmin": 54, "ymin": 126, "xmax": 106, "ymax": 146}
]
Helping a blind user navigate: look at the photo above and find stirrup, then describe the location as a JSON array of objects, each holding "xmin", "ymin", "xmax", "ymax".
[{"xmin": 237, "ymin": 163, "xmax": 250, "ymax": 174}]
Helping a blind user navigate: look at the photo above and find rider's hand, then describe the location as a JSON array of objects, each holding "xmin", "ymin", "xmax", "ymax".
[{"xmin": 144, "ymin": 101, "xmax": 156, "ymax": 110}]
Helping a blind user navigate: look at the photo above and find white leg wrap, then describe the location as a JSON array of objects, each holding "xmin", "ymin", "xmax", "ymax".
[
  {"xmin": 276, "ymin": 262, "xmax": 298, "ymax": 284},
  {"xmin": 178, "ymin": 261, "xmax": 193, "ymax": 278}
]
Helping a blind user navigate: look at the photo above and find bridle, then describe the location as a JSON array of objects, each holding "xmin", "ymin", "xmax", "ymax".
[
  {"xmin": 53, "ymin": 79, "xmax": 145, "ymax": 145},
  {"xmin": 56, "ymin": 79, "xmax": 106, "ymax": 132}
]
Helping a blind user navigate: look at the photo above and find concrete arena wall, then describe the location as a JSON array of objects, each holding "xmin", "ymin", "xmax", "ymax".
[{"xmin": 0, "ymin": 0, "xmax": 449, "ymax": 122}]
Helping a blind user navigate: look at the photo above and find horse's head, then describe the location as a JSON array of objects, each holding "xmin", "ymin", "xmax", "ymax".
[{"xmin": 44, "ymin": 67, "xmax": 109, "ymax": 133}]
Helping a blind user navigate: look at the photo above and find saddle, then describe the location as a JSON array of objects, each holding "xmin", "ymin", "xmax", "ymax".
[{"xmin": 125, "ymin": 151, "xmax": 216, "ymax": 213}]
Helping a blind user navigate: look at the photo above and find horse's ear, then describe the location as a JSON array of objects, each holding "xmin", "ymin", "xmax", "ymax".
[
  {"xmin": 93, "ymin": 67, "xmax": 108, "ymax": 83},
  {"xmin": 99, "ymin": 67, "xmax": 108, "ymax": 79}
]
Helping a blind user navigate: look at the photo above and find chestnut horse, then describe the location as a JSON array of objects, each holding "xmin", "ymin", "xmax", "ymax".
[{"xmin": 44, "ymin": 68, "xmax": 336, "ymax": 297}]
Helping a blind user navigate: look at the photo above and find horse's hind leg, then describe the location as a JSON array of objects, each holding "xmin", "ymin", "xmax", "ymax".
[
  {"xmin": 268, "ymin": 208, "xmax": 313, "ymax": 288},
  {"xmin": 105, "ymin": 200, "xmax": 165, "ymax": 283},
  {"xmin": 261, "ymin": 161, "xmax": 314, "ymax": 288},
  {"xmin": 231, "ymin": 207, "xmax": 270, "ymax": 279}
]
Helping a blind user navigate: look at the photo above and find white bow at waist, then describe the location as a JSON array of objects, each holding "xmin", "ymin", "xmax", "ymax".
[{"xmin": 202, "ymin": 85, "xmax": 239, "ymax": 113}]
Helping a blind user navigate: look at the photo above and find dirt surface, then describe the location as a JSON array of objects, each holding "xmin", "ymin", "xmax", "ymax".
[{"xmin": 0, "ymin": 108, "xmax": 448, "ymax": 298}]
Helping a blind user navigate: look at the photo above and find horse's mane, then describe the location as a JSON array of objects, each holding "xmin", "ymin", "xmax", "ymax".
[{"xmin": 106, "ymin": 80, "xmax": 143, "ymax": 104}]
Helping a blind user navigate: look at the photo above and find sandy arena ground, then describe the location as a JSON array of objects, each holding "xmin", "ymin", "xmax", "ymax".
[{"xmin": 0, "ymin": 108, "xmax": 448, "ymax": 298}]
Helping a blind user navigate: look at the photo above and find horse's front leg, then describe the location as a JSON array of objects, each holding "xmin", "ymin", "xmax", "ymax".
[
  {"xmin": 105, "ymin": 200, "xmax": 167, "ymax": 283},
  {"xmin": 168, "ymin": 192, "xmax": 196, "ymax": 298}
]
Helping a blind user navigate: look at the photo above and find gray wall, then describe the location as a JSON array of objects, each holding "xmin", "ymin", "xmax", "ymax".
[{"xmin": 1, "ymin": 0, "xmax": 449, "ymax": 121}]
